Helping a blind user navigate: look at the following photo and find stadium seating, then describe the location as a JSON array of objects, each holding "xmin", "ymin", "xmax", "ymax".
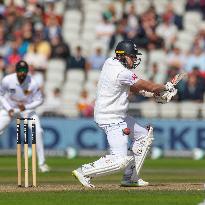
[
  {"xmin": 62, "ymin": 1, "xmax": 205, "ymax": 118},
  {"xmin": 8, "ymin": 0, "xmax": 203, "ymax": 118},
  {"xmin": 66, "ymin": 69, "xmax": 85, "ymax": 83},
  {"xmin": 87, "ymin": 70, "xmax": 101, "ymax": 82},
  {"xmin": 178, "ymin": 102, "xmax": 201, "ymax": 119},
  {"xmin": 139, "ymin": 101, "xmax": 159, "ymax": 118},
  {"xmin": 159, "ymin": 102, "xmax": 179, "ymax": 118},
  {"xmin": 84, "ymin": 81, "xmax": 97, "ymax": 93},
  {"xmin": 135, "ymin": 0, "xmax": 151, "ymax": 15},
  {"xmin": 54, "ymin": 1, "xmax": 205, "ymax": 118}
]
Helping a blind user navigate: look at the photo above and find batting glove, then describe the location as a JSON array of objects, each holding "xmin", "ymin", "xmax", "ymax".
[
  {"xmin": 154, "ymin": 88, "xmax": 178, "ymax": 104},
  {"xmin": 165, "ymin": 82, "xmax": 175, "ymax": 92}
]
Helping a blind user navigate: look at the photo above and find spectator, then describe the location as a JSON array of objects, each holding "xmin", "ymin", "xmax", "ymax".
[
  {"xmin": 103, "ymin": 3, "xmax": 117, "ymax": 23},
  {"xmin": 192, "ymin": 26, "xmax": 205, "ymax": 50},
  {"xmin": 156, "ymin": 13, "xmax": 178, "ymax": 50},
  {"xmin": 77, "ymin": 89, "xmax": 94, "ymax": 118},
  {"xmin": 96, "ymin": 14, "xmax": 115, "ymax": 47},
  {"xmin": 6, "ymin": 0, "xmax": 24, "ymax": 14},
  {"xmin": 185, "ymin": 0, "xmax": 200, "ymax": 11},
  {"xmin": 68, "ymin": 46, "xmax": 87, "ymax": 72},
  {"xmin": 21, "ymin": 20, "xmax": 33, "ymax": 42},
  {"xmin": 126, "ymin": 4, "xmax": 139, "ymax": 40},
  {"xmin": 191, "ymin": 66, "xmax": 205, "ymax": 82},
  {"xmin": 163, "ymin": 3, "xmax": 183, "ymax": 30},
  {"xmin": 109, "ymin": 13, "xmax": 129, "ymax": 51},
  {"xmin": 0, "ymin": 0, "xmax": 5, "ymax": 18},
  {"xmin": 44, "ymin": 1, "xmax": 63, "ymax": 26},
  {"xmin": 24, "ymin": 42, "xmax": 47, "ymax": 73},
  {"xmin": 166, "ymin": 46, "xmax": 188, "ymax": 83},
  {"xmin": 87, "ymin": 47, "xmax": 106, "ymax": 70},
  {"xmin": 185, "ymin": 46, "xmax": 205, "ymax": 73},
  {"xmin": 179, "ymin": 73, "xmax": 205, "ymax": 102},
  {"xmin": 28, "ymin": 32, "xmax": 51, "ymax": 59},
  {"xmin": 0, "ymin": 23, "xmax": 10, "ymax": 57},
  {"xmin": 28, "ymin": 3, "xmax": 45, "ymax": 24},
  {"xmin": 50, "ymin": 35, "xmax": 70, "ymax": 60},
  {"xmin": 14, "ymin": 30, "xmax": 30, "ymax": 57},
  {"xmin": 44, "ymin": 15, "xmax": 62, "ymax": 40},
  {"xmin": 166, "ymin": 46, "xmax": 187, "ymax": 83},
  {"xmin": 135, "ymin": 8, "xmax": 164, "ymax": 50},
  {"xmin": 167, "ymin": 46, "xmax": 186, "ymax": 71},
  {"xmin": 6, "ymin": 38, "xmax": 21, "ymax": 73},
  {"xmin": 4, "ymin": 11, "xmax": 20, "ymax": 40}
]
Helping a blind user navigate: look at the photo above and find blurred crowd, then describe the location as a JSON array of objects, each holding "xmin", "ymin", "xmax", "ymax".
[
  {"xmin": 96, "ymin": 0, "xmax": 205, "ymax": 104},
  {"xmin": 0, "ymin": 0, "xmax": 70, "ymax": 85},
  {"xmin": 0, "ymin": 0, "xmax": 205, "ymax": 118}
]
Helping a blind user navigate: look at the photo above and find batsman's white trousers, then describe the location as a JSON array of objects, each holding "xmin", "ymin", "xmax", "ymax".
[
  {"xmin": 0, "ymin": 109, "xmax": 46, "ymax": 166},
  {"xmin": 100, "ymin": 116, "xmax": 148, "ymax": 157},
  {"xmin": 80, "ymin": 116, "xmax": 149, "ymax": 178}
]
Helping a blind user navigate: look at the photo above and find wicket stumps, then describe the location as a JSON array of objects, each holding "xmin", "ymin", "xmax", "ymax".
[{"xmin": 16, "ymin": 118, "xmax": 37, "ymax": 188}]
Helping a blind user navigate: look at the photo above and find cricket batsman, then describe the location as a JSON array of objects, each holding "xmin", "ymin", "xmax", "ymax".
[
  {"xmin": 72, "ymin": 40, "xmax": 177, "ymax": 188},
  {"xmin": 0, "ymin": 60, "xmax": 50, "ymax": 172}
]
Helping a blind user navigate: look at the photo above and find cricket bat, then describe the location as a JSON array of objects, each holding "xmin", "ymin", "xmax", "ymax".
[{"xmin": 171, "ymin": 72, "xmax": 187, "ymax": 86}]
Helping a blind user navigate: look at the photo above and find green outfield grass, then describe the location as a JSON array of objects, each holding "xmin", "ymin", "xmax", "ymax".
[
  {"xmin": 0, "ymin": 190, "xmax": 204, "ymax": 205},
  {"xmin": 0, "ymin": 156, "xmax": 204, "ymax": 205}
]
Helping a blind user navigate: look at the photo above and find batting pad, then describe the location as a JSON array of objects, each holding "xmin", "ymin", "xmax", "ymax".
[
  {"xmin": 132, "ymin": 127, "xmax": 154, "ymax": 175},
  {"xmin": 81, "ymin": 155, "xmax": 133, "ymax": 178}
]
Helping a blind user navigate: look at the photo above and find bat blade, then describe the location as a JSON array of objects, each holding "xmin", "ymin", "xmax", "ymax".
[{"xmin": 171, "ymin": 72, "xmax": 187, "ymax": 85}]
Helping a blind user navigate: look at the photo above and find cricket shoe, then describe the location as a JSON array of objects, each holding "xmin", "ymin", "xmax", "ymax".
[
  {"xmin": 39, "ymin": 163, "xmax": 51, "ymax": 173},
  {"xmin": 72, "ymin": 168, "xmax": 95, "ymax": 188},
  {"xmin": 121, "ymin": 178, "xmax": 149, "ymax": 187}
]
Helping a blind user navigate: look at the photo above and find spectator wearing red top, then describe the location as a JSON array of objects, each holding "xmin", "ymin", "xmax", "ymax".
[
  {"xmin": 6, "ymin": 38, "xmax": 21, "ymax": 74},
  {"xmin": 43, "ymin": 1, "xmax": 62, "ymax": 26}
]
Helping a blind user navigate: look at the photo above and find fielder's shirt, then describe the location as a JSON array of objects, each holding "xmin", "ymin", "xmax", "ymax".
[
  {"xmin": 0, "ymin": 73, "xmax": 43, "ymax": 111},
  {"xmin": 94, "ymin": 57, "xmax": 139, "ymax": 124}
]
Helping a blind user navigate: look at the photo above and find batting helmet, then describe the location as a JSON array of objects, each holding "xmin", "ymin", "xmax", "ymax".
[{"xmin": 115, "ymin": 40, "xmax": 142, "ymax": 69}]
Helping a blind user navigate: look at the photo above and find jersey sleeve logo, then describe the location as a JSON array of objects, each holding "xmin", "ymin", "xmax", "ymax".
[{"xmin": 132, "ymin": 74, "xmax": 138, "ymax": 81}]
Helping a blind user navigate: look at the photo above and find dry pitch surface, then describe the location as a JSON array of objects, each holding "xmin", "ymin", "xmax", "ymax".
[{"xmin": 0, "ymin": 183, "xmax": 204, "ymax": 192}]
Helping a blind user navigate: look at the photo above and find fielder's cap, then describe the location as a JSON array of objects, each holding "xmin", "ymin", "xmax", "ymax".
[{"xmin": 16, "ymin": 60, "xmax": 29, "ymax": 73}]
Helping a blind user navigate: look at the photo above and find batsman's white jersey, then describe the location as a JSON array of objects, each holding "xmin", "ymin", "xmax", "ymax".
[
  {"xmin": 0, "ymin": 73, "xmax": 46, "ymax": 166},
  {"xmin": 94, "ymin": 57, "xmax": 139, "ymax": 124}
]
